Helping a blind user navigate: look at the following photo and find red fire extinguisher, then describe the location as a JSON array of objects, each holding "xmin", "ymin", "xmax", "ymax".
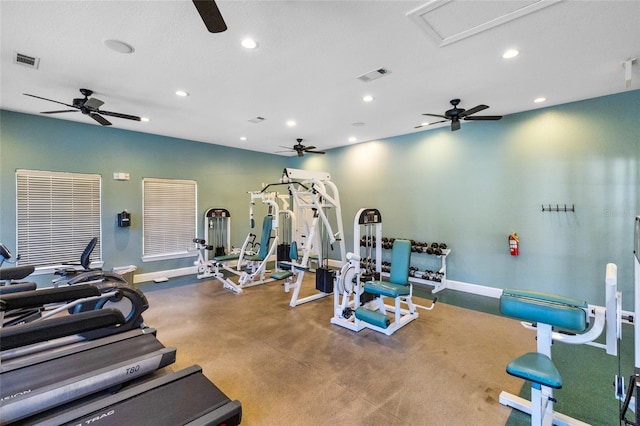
[{"xmin": 509, "ymin": 233, "xmax": 519, "ymax": 256}]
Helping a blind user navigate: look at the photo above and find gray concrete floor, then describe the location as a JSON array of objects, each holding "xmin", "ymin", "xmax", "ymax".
[{"xmin": 140, "ymin": 275, "xmax": 533, "ymax": 425}]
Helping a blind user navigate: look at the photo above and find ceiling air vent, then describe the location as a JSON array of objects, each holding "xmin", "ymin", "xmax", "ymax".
[
  {"xmin": 14, "ymin": 52, "xmax": 40, "ymax": 69},
  {"xmin": 248, "ymin": 116, "xmax": 266, "ymax": 124},
  {"xmin": 356, "ymin": 68, "xmax": 391, "ymax": 83}
]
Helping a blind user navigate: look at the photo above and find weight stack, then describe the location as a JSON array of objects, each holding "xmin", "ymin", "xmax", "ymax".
[
  {"xmin": 277, "ymin": 244, "xmax": 291, "ymax": 262},
  {"xmin": 315, "ymin": 267, "xmax": 334, "ymax": 293}
]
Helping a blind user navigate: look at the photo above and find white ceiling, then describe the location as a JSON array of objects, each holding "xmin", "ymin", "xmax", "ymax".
[{"xmin": 1, "ymin": 1, "xmax": 639, "ymax": 156}]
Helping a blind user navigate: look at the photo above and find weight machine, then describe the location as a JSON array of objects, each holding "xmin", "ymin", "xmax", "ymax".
[
  {"xmin": 205, "ymin": 208, "xmax": 231, "ymax": 258},
  {"xmin": 619, "ymin": 215, "xmax": 640, "ymax": 425},
  {"xmin": 498, "ymin": 216, "xmax": 640, "ymax": 426},
  {"xmin": 192, "ymin": 194, "xmax": 285, "ymax": 292},
  {"xmin": 331, "ymin": 208, "xmax": 435, "ymax": 335},
  {"xmin": 276, "ymin": 168, "xmax": 347, "ymax": 307}
]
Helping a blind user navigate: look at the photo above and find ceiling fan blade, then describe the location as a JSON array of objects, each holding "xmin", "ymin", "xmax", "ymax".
[
  {"xmin": 41, "ymin": 109, "xmax": 78, "ymax": 114},
  {"xmin": 192, "ymin": 0, "xmax": 227, "ymax": 33},
  {"xmin": 24, "ymin": 93, "xmax": 75, "ymax": 108},
  {"xmin": 464, "ymin": 115, "xmax": 502, "ymax": 121},
  {"xmin": 306, "ymin": 150, "xmax": 326, "ymax": 155},
  {"xmin": 451, "ymin": 119, "xmax": 461, "ymax": 131},
  {"xmin": 84, "ymin": 97, "xmax": 104, "ymax": 110},
  {"xmin": 458, "ymin": 104, "xmax": 488, "ymax": 117},
  {"xmin": 297, "ymin": 151, "xmax": 304, "ymax": 157},
  {"xmin": 99, "ymin": 110, "xmax": 142, "ymax": 121},
  {"xmin": 302, "ymin": 146, "xmax": 317, "ymax": 151},
  {"xmin": 428, "ymin": 120, "xmax": 449, "ymax": 125},
  {"xmin": 90, "ymin": 113, "xmax": 112, "ymax": 126},
  {"xmin": 422, "ymin": 113, "xmax": 449, "ymax": 119}
]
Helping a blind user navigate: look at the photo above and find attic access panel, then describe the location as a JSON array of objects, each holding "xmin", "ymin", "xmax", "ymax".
[{"xmin": 407, "ymin": 0, "xmax": 563, "ymax": 47}]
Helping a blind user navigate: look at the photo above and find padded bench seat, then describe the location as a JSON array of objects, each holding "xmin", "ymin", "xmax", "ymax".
[
  {"xmin": 213, "ymin": 254, "xmax": 241, "ymax": 263},
  {"xmin": 363, "ymin": 281, "xmax": 410, "ymax": 298},
  {"xmin": 270, "ymin": 271, "xmax": 294, "ymax": 280},
  {"xmin": 506, "ymin": 352, "xmax": 563, "ymax": 389}
]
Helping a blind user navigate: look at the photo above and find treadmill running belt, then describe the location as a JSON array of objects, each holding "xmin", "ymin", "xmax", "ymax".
[
  {"xmin": 29, "ymin": 365, "xmax": 242, "ymax": 426},
  {"xmin": 1, "ymin": 333, "xmax": 164, "ymax": 397}
]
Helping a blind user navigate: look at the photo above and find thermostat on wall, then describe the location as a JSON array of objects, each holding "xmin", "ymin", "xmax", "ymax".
[{"xmin": 113, "ymin": 172, "xmax": 130, "ymax": 181}]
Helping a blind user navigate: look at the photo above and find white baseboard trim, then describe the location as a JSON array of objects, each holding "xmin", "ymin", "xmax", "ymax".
[
  {"xmin": 445, "ymin": 280, "xmax": 503, "ymax": 298},
  {"xmin": 134, "ymin": 266, "xmax": 197, "ymax": 284}
]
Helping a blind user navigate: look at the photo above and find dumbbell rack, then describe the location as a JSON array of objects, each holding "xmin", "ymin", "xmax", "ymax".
[{"xmin": 379, "ymin": 239, "xmax": 450, "ymax": 294}]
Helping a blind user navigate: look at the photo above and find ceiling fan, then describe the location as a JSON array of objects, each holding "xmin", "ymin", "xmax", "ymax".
[
  {"xmin": 418, "ymin": 99, "xmax": 502, "ymax": 132},
  {"xmin": 192, "ymin": 0, "xmax": 227, "ymax": 33},
  {"xmin": 23, "ymin": 89, "xmax": 141, "ymax": 126},
  {"xmin": 278, "ymin": 139, "xmax": 326, "ymax": 157}
]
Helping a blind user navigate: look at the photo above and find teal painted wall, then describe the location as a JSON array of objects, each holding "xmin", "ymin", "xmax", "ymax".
[
  {"xmin": 0, "ymin": 110, "xmax": 287, "ymax": 284},
  {"xmin": 1, "ymin": 91, "xmax": 638, "ymax": 307},
  {"xmin": 291, "ymin": 91, "xmax": 640, "ymax": 308}
]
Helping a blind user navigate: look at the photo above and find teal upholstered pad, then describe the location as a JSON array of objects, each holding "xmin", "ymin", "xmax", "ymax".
[
  {"xmin": 389, "ymin": 239, "xmax": 411, "ymax": 285},
  {"xmin": 255, "ymin": 216, "xmax": 273, "ymax": 260},
  {"xmin": 506, "ymin": 352, "xmax": 562, "ymax": 389},
  {"xmin": 271, "ymin": 271, "xmax": 293, "ymax": 280},
  {"xmin": 500, "ymin": 289, "xmax": 587, "ymax": 332},
  {"xmin": 364, "ymin": 281, "xmax": 410, "ymax": 297},
  {"xmin": 363, "ymin": 239, "xmax": 411, "ymax": 297},
  {"xmin": 503, "ymin": 289, "xmax": 587, "ymax": 309},
  {"xmin": 214, "ymin": 253, "xmax": 240, "ymax": 262},
  {"xmin": 355, "ymin": 307, "xmax": 390, "ymax": 328}
]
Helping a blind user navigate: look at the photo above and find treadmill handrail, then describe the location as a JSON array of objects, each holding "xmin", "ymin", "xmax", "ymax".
[{"xmin": 0, "ymin": 308, "xmax": 126, "ymax": 350}]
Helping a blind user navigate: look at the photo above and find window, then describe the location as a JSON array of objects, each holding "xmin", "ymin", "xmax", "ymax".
[
  {"xmin": 16, "ymin": 169, "xmax": 102, "ymax": 267},
  {"xmin": 142, "ymin": 178, "xmax": 197, "ymax": 261}
]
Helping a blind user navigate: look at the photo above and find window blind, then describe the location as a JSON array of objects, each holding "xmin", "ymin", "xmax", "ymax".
[
  {"xmin": 142, "ymin": 178, "xmax": 197, "ymax": 259},
  {"xmin": 16, "ymin": 169, "xmax": 102, "ymax": 267}
]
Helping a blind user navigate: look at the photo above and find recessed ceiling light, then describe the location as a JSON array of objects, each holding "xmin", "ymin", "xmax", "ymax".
[
  {"xmin": 140, "ymin": 117, "xmax": 150, "ymax": 122},
  {"xmin": 502, "ymin": 49, "xmax": 519, "ymax": 59},
  {"xmin": 175, "ymin": 90, "xmax": 189, "ymax": 97},
  {"xmin": 286, "ymin": 120, "xmax": 296, "ymax": 127},
  {"xmin": 534, "ymin": 97, "xmax": 546, "ymax": 103},
  {"xmin": 103, "ymin": 39, "xmax": 135, "ymax": 54},
  {"xmin": 348, "ymin": 137, "xmax": 357, "ymax": 143},
  {"xmin": 362, "ymin": 95, "xmax": 374, "ymax": 102},
  {"xmin": 421, "ymin": 122, "xmax": 429, "ymax": 127},
  {"xmin": 240, "ymin": 136, "xmax": 247, "ymax": 141},
  {"xmin": 241, "ymin": 38, "xmax": 258, "ymax": 49}
]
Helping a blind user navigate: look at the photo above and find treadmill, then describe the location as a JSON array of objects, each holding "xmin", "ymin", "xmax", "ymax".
[
  {"xmin": 21, "ymin": 365, "xmax": 242, "ymax": 426},
  {"xmin": 0, "ymin": 328, "xmax": 176, "ymax": 424},
  {"xmin": 1, "ymin": 287, "xmax": 174, "ymax": 424}
]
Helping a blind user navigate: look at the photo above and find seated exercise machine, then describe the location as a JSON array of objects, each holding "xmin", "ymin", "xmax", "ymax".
[
  {"xmin": 331, "ymin": 208, "xmax": 436, "ymax": 335},
  {"xmin": 499, "ymin": 263, "xmax": 620, "ymax": 425},
  {"xmin": 193, "ymin": 195, "xmax": 281, "ymax": 292},
  {"xmin": 53, "ymin": 237, "xmax": 100, "ymax": 286},
  {"xmin": 0, "ymin": 243, "xmax": 37, "ymax": 294},
  {"xmin": 619, "ymin": 215, "xmax": 640, "ymax": 425}
]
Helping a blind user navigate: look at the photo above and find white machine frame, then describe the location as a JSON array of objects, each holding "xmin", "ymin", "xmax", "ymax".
[
  {"xmin": 499, "ymin": 264, "xmax": 621, "ymax": 426},
  {"xmin": 331, "ymin": 208, "xmax": 435, "ymax": 335},
  {"xmin": 278, "ymin": 168, "xmax": 347, "ymax": 307}
]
